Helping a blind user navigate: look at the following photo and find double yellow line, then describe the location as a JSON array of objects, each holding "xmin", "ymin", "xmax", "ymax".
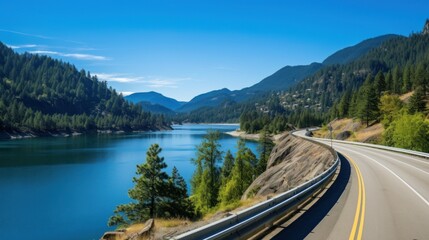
[{"xmin": 345, "ymin": 154, "xmax": 366, "ymax": 240}]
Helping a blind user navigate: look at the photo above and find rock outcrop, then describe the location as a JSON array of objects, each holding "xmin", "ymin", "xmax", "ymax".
[
  {"xmin": 423, "ymin": 19, "xmax": 429, "ymax": 35},
  {"xmin": 243, "ymin": 132, "xmax": 335, "ymax": 199}
]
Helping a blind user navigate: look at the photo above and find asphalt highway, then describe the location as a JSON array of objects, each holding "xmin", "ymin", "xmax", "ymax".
[{"xmin": 267, "ymin": 131, "xmax": 429, "ymax": 240}]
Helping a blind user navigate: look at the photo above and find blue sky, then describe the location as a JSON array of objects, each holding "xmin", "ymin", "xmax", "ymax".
[{"xmin": 1, "ymin": 0, "xmax": 428, "ymax": 101}]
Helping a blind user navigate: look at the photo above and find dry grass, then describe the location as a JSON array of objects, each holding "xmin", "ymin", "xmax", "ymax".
[
  {"xmin": 400, "ymin": 91, "xmax": 414, "ymax": 103},
  {"xmin": 313, "ymin": 118, "xmax": 383, "ymax": 143},
  {"xmin": 152, "ymin": 195, "xmax": 269, "ymax": 239},
  {"xmin": 353, "ymin": 123, "xmax": 384, "ymax": 143},
  {"xmin": 155, "ymin": 218, "xmax": 191, "ymax": 228}
]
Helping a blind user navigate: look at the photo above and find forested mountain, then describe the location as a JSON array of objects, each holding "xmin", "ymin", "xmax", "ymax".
[
  {"xmin": 240, "ymin": 28, "xmax": 429, "ymax": 133},
  {"xmin": 176, "ymin": 34, "xmax": 397, "ymax": 116},
  {"xmin": 138, "ymin": 101, "xmax": 176, "ymax": 115},
  {"xmin": 125, "ymin": 91, "xmax": 186, "ymax": 111},
  {"xmin": 177, "ymin": 88, "xmax": 233, "ymax": 112},
  {"xmin": 240, "ymin": 62, "xmax": 323, "ymax": 95},
  {"xmin": 292, "ymin": 33, "xmax": 428, "ymax": 109},
  {"xmin": 323, "ymin": 34, "xmax": 400, "ymax": 65},
  {"xmin": 0, "ymin": 42, "xmax": 170, "ymax": 136}
]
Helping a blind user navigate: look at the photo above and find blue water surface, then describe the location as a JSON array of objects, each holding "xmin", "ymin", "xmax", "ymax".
[{"xmin": 0, "ymin": 124, "xmax": 257, "ymax": 240}]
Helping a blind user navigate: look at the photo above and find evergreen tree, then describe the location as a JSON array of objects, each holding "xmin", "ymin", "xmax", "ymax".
[
  {"xmin": 219, "ymin": 139, "xmax": 256, "ymax": 205},
  {"xmin": 163, "ymin": 167, "xmax": 196, "ymax": 219},
  {"xmin": 220, "ymin": 150, "xmax": 235, "ymax": 184},
  {"xmin": 374, "ymin": 71, "xmax": 386, "ymax": 96},
  {"xmin": 257, "ymin": 129, "xmax": 274, "ymax": 175},
  {"xmin": 414, "ymin": 63, "xmax": 428, "ymax": 94},
  {"xmin": 358, "ymin": 75, "xmax": 380, "ymax": 126},
  {"xmin": 191, "ymin": 131, "xmax": 223, "ymax": 212},
  {"xmin": 108, "ymin": 144, "xmax": 169, "ymax": 226},
  {"xmin": 338, "ymin": 90, "xmax": 351, "ymax": 117},
  {"xmin": 408, "ymin": 87, "xmax": 426, "ymax": 114},
  {"xmin": 402, "ymin": 64, "xmax": 412, "ymax": 93}
]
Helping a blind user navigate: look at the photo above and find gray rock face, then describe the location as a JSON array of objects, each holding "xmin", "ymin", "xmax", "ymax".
[
  {"xmin": 243, "ymin": 133, "xmax": 335, "ymax": 199},
  {"xmin": 424, "ymin": 19, "xmax": 429, "ymax": 35},
  {"xmin": 336, "ymin": 131, "xmax": 352, "ymax": 140}
]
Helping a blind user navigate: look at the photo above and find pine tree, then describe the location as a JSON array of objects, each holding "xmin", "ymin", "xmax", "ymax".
[
  {"xmin": 220, "ymin": 150, "xmax": 235, "ymax": 184},
  {"xmin": 338, "ymin": 90, "xmax": 351, "ymax": 117},
  {"xmin": 358, "ymin": 75, "xmax": 380, "ymax": 127},
  {"xmin": 191, "ymin": 131, "xmax": 223, "ymax": 212},
  {"xmin": 374, "ymin": 71, "xmax": 386, "ymax": 96},
  {"xmin": 219, "ymin": 139, "xmax": 256, "ymax": 205},
  {"xmin": 257, "ymin": 129, "xmax": 274, "ymax": 175},
  {"xmin": 415, "ymin": 63, "xmax": 428, "ymax": 94},
  {"xmin": 108, "ymin": 144, "xmax": 169, "ymax": 226},
  {"xmin": 402, "ymin": 64, "xmax": 412, "ymax": 93},
  {"xmin": 164, "ymin": 167, "xmax": 195, "ymax": 219},
  {"xmin": 409, "ymin": 87, "xmax": 426, "ymax": 114}
]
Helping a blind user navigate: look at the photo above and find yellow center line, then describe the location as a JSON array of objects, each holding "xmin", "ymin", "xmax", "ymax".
[
  {"xmin": 357, "ymin": 161, "xmax": 366, "ymax": 240},
  {"xmin": 343, "ymin": 153, "xmax": 365, "ymax": 240}
]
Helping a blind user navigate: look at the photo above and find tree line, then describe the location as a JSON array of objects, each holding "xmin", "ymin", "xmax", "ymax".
[
  {"xmin": 108, "ymin": 130, "xmax": 274, "ymax": 227},
  {"xmin": 0, "ymin": 42, "xmax": 169, "ymax": 134}
]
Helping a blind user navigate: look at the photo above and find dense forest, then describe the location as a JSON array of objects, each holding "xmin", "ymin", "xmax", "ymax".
[
  {"xmin": 239, "ymin": 32, "xmax": 429, "ymax": 136},
  {"xmin": 0, "ymin": 42, "xmax": 169, "ymax": 135}
]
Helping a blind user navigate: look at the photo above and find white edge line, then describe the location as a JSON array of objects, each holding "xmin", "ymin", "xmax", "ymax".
[{"xmin": 345, "ymin": 148, "xmax": 429, "ymax": 208}]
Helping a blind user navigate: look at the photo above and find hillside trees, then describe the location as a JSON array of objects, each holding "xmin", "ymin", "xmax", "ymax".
[
  {"xmin": 357, "ymin": 75, "xmax": 380, "ymax": 126},
  {"xmin": 0, "ymin": 42, "xmax": 169, "ymax": 134},
  {"xmin": 218, "ymin": 139, "xmax": 257, "ymax": 205},
  {"xmin": 257, "ymin": 129, "xmax": 274, "ymax": 174},
  {"xmin": 191, "ymin": 131, "xmax": 223, "ymax": 212},
  {"xmin": 108, "ymin": 144, "xmax": 194, "ymax": 227},
  {"xmin": 384, "ymin": 113, "xmax": 429, "ymax": 152}
]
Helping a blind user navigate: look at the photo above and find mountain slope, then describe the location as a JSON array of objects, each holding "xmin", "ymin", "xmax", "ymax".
[
  {"xmin": 240, "ymin": 62, "xmax": 323, "ymax": 95},
  {"xmin": 178, "ymin": 34, "xmax": 398, "ymax": 114},
  {"xmin": 125, "ymin": 91, "xmax": 185, "ymax": 111},
  {"xmin": 138, "ymin": 101, "xmax": 176, "ymax": 115},
  {"xmin": 323, "ymin": 34, "xmax": 400, "ymax": 65},
  {"xmin": 0, "ymin": 42, "xmax": 169, "ymax": 136},
  {"xmin": 177, "ymin": 88, "xmax": 233, "ymax": 112}
]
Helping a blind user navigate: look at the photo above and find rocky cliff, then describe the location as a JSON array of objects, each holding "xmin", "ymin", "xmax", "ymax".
[
  {"xmin": 243, "ymin": 132, "xmax": 335, "ymax": 199},
  {"xmin": 424, "ymin": 19, "xmax": 429, "ymax": 35}
]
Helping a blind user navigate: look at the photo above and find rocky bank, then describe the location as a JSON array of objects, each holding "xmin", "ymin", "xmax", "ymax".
[{"xmin": 243, "ymin": 132, "xmax": 335, "ymax": 199}]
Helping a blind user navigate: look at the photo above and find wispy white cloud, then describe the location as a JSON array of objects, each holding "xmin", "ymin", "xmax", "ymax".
[
  {"xmin": 146, "ymin": 79, "xmax": 179, "ymax": 88},
  {"xmin": 29, "ymin": 50, "xmax": 109, "ymax": 61},
  {"xmin": 0, "ymin": 29, "xmax": 85, "ymax": 45},
  {"xmin": 63, "ymin": 53, "xmax": 108, "ymax": 61},
  {"xmin": 0, "ymin": 29, "xmax": 51, "ymax": 40},
  {"xmin": 95, "ymin": 73, "xmax": 191, "ymax": 88},
  {"xmin": 7, "ymin": 44, "xmax": 38, "ymax": 49},
  {"xmin": 94, "ymin": 73, "xmax": 144, "ymax": 83}
]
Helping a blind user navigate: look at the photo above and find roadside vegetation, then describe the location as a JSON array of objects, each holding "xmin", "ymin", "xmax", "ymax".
[{"xmin": 108, "ymin": 130, "xmax": 274, "ymax": 231}]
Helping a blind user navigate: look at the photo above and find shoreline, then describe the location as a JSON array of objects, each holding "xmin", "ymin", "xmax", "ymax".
[
  {"xmin": 225, "ymin": 130, "xmax": 286, "ymax": 142},
  {"xmin": 0, "ymin": 126, "xmax": 173, "ymax": 140},
  {"xmin": 225, "ymin": 130, "xmax": 260, "ymax": 141}
]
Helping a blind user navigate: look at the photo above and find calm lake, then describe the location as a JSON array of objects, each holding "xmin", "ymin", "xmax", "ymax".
[{"xmin": 0, "ymin": 124, "xmax": 257, "ymax": 240}]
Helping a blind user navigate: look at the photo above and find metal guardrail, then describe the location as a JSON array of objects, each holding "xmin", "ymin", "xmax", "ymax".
[
  {"xmin": 173, "ymin": 136, "xmax": 340, "ymax": 240},
  {"xmin": 296, "ymin": 131, "xmax": 429, "ymax": 159}
]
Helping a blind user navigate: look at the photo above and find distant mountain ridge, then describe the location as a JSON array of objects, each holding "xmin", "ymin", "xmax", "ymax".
[
  {"xmin": 323, "ymin": 34, "xmax": 400, "ymax": 65},
  {"xmin": 128, "ymin": 34, "xmax": 399, "ymax": 114},
  {"xmin": 176, "ymin": 34, "xmax": 399, "ymax": 112},
  {"xmin": 125, "ymin": 91, "xmax": 186, "ymax": 111},
  {"xmin": 177, "ymin": 88, "xmax": 233, "ymax": 112}
]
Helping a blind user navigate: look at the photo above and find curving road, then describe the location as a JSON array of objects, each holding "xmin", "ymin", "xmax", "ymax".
[{"xmin": 266, "ymin": 130, "xmax": 429, "ymax": 240}]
